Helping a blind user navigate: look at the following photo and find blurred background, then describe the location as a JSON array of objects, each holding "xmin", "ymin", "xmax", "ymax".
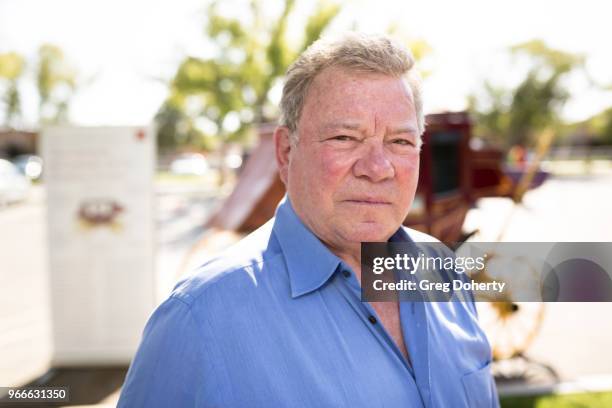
[{"xmin": 0, "ymin": 0, "xmax": 611, "ymax": 406}]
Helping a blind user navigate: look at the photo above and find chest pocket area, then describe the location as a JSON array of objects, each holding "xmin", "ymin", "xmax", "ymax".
[{"xmin": 461, "ymin": 361, "xmax": 499, "ymax": 408}]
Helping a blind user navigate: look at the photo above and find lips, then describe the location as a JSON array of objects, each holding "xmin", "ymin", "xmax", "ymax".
[{"xmin": 344, "ymin": 197, "xmax": 392, "ymax": 205}]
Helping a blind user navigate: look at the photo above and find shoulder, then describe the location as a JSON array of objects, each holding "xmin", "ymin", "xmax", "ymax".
[{"xmin": 169, "ymin": 220, "xmax": 286, "ymax": 310}]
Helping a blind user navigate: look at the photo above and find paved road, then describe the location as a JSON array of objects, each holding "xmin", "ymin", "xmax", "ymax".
[{"xmin": 0, "ymin": 186, "xmax": 52, "ymax": 388}]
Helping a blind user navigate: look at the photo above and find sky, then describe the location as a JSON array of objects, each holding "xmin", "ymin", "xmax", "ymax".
[{"xmin": 0, "ymin": 0, "xmax": 610, "ymax": 128}]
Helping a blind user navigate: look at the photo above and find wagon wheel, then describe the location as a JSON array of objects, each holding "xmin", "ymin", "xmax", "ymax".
[
  {"xmin": 471, "ymin": 254, "xmax": 546, "ymax": 361},
  {"xmin": 476, "ymin": 301, "xmax": 544, "ymax": 361},
  {"xmin": 468, "ymin": 130, "xmax": 556, "ymax": 364}
]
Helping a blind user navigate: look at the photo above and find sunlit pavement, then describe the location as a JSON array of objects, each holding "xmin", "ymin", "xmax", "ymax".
[{"xmin": 0, "ymin": 185, "xmax": 52, "ymax": 389}]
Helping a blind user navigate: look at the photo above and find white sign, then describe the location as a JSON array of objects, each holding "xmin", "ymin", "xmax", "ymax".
[{"xmin": 42, "ymin": 126, "xmax": 155, "ymax": 365}]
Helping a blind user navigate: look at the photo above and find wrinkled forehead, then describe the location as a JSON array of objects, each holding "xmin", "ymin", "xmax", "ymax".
[
  {"xmin": 300, "ymin": 67, "xmax": 416, "ymax": 129},
  {"xmin": 309, "ymin": 65, "xmax": 412, "ymax": 96}
]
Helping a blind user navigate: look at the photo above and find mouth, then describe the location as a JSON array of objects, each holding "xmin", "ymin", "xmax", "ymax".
[{"xmin": 343, "ymin": 198, "xmax": 392, "ymax": 206}]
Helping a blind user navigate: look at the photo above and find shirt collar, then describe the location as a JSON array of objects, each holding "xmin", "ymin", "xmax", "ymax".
[
  {"xmin": 272, "ymin": 196, "xmax": 343, "ymax": 298},
  {"xmin": 389, "ymin": 225, "xmax": 410, "ymax": 243},
  {"xmin": 272, "ymin": 195, "xmax": 412, "ymax": 298}
]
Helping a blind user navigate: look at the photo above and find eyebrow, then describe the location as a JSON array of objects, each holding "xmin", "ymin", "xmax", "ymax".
[
  {"xmin": 323, "ymin": 121, "xmax": 418, "ymax": 136},
  {"xmin": 387, "ymin": 125, "xmax": 418, "ymax": 136}
]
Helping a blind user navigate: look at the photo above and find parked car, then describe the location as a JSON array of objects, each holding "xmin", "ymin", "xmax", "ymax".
[
  {"xmin": 12, "ymin": 154, "xmax": 43, "ymax": 180},
  {"xmin": 170, "ymin": 153, "xmax": 209, "ymax": 176},
  {"xmin": 0, "ymin": 159, "xmax": 31, "ymax": 206}
]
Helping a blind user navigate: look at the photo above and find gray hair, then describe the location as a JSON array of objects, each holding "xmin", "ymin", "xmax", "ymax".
[{"xmin": 279, "ymin": 32, "xmax": 424, "ymax": 144}]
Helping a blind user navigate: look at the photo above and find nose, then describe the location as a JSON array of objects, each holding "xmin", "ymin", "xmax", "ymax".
[{"xmin": 352, "ymin": 141, "xmax": 395, "ymax": 182}]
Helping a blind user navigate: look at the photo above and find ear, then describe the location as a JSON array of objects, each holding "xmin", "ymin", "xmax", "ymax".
[{"xmin": 274, "ymin": 126, "xmax": 292, "ymax": 185}]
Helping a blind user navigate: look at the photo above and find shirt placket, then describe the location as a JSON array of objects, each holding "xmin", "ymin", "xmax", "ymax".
[
  {"xmin": 400, "ymin": 300, "xmax": 432, "ymax": 408},
  {"xmin": 332, "ymin": 266, "xmax": 416, "ymax": 377}
]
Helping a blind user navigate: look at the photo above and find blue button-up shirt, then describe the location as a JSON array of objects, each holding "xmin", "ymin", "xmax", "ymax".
[{"xmin": 118, "ymin": 197, "xmax": 499, "ymax": 407}]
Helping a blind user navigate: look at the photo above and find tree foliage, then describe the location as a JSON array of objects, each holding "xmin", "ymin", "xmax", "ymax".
[
  {"xmin": 0, "ymin": 45, "xmax": 79, "ymax": 128},
  {"xmin": 601, "ymin": 109, "xmax": 612, "ymax": 145},
  {"xmin": 156, "ymin": 0, "xmax": 341, "ymax": 153},
  {"xmin": 469, "ymin": 40, "xmax": 585, "ymax": 147},
  {"xmin": 566, "ymin": 107, "xmax": 612, "ymax": 146},
  {"xmin": 37, "ymin": 44, "xmax": 79, "ymax": 124},
  {"xmin": 0, "ymin": 52, "xmax": 26, "ymax": 127}
]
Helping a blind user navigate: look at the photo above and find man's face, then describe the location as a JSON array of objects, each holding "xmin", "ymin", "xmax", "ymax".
[{"xmin": 278, "ymin": 66, "xmax": 420, "ymax": 250}]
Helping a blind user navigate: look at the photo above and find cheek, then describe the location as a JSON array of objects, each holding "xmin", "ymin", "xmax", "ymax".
[
  {"xmin": 302, "ymin": 148, "xmax": 352, "ymax": 198},
  {"xmin": 317, "ymin": 148, "xmax": 354, "ymax": 188},
  {"xmin": 288, "ymin": 147, "xmax": 349, "ymax": 202},
  {"xmin": 395, "ymin": 152, "xmax": 420, "ymax": 182}
]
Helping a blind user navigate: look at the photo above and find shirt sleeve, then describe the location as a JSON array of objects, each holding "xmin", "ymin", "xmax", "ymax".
[{"xmin": 117, "ymin": 296, "xmax": 206, "ymax": 407}]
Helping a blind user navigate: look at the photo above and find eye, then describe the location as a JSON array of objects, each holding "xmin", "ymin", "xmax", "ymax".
[
  {"xmin": 391, "ymin": 138, "xmax": 415, "ymax": 146},
  {"xmin": 331, "ymin": 135, "xmax": 355, "ymax": 142}
]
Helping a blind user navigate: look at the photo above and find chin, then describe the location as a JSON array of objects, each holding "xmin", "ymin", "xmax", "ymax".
[{"xmin": 345, "ymin": 222, "xmax": 396, "ymax": 243}]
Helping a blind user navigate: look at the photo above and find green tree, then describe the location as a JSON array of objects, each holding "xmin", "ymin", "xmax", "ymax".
[
  {"xmin": 469, "ymin": 40, "xmax": 585, "ymax": 147},
  {"xmin": 37, "ymin": 44, "xmax": 79, "ymax": 124},
  {"xmin": 583, "ymin": 107, "xmax": 612, "ymax": 145},
  {"xmin": 0, "ymin": 52, "xmax": 26, "ymax": 128},
  {"xmin": 602, "ymin": 112, "xmax": 612, "ymax": 145},
  {"xmin": 157, "ymin": 0, "xmax": 341, "ymax": 184},
  {"xmin": 156, "ymin": 92, "xmax": 215, "ymax": 151}
]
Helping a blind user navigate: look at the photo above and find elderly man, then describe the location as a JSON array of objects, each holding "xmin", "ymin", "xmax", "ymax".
[{"xmin": 118, "ymin": 33, "xmax": 499, "ymax": 407}]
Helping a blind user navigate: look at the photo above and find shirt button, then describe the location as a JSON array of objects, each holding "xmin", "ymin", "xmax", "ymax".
[
  {"xmin": 343, "ymin": 270, "xmax": 351, "ymax": 278},
  {"xmin": 368, "ymin": 315, "xmax": 377, "ymax": 324}
]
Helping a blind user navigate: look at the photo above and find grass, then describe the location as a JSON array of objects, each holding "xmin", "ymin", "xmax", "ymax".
[{"xmin": 501, "ymin": 391, "xmax": 612, "ymax": 408}]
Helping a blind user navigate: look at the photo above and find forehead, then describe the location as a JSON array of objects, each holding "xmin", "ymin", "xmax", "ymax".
[{"xmin": 300, "ymin": 66, "xmax": 415, "ymax": 129}]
